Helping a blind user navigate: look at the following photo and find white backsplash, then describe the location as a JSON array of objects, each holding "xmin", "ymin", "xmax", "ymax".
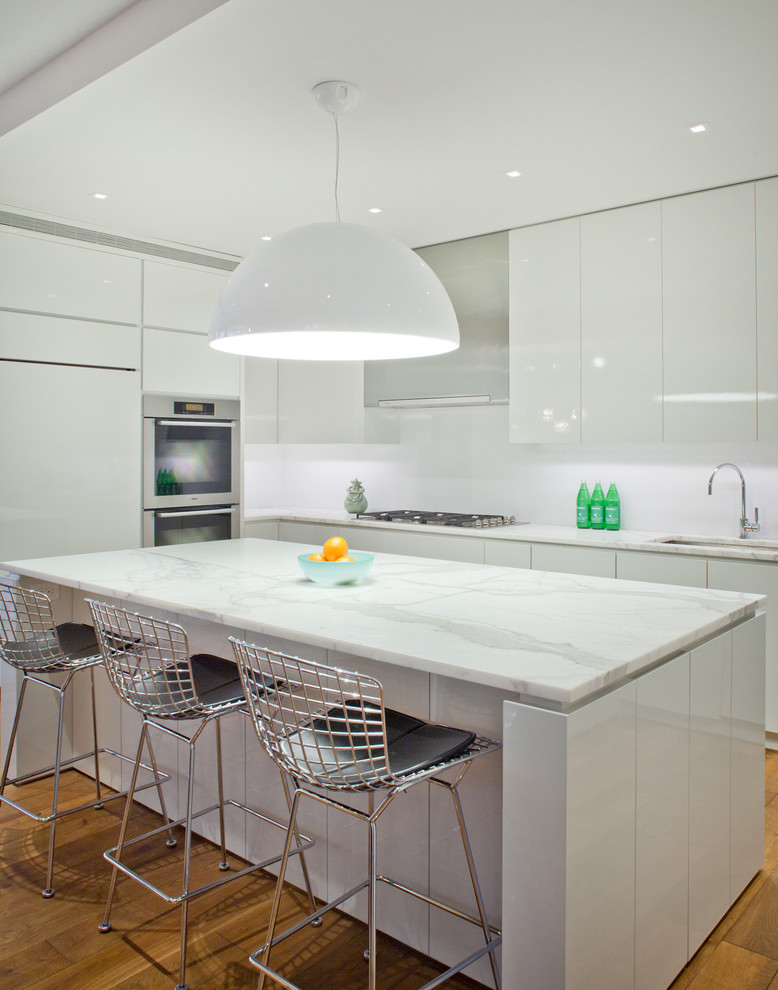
[{"xmin": 244, "ymin": 404, "xmax": 778, "ymax": 539}]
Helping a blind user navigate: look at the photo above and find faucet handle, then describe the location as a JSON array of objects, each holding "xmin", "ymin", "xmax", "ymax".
[{"xmin": 744, "ymin": 507, "xmax": 760, "ymax": 535}]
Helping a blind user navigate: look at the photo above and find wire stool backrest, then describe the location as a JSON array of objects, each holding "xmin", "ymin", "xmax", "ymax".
[
  {"xmin": 87, "ymin": 599, "xmax": 204, "ymax": 718},
  {"xmin": 0, "ymin": 585, "xmax": 70, "ymax": 672},
  {"xmin": 230, "ymin": 638, "xmax": 395, "ymax": 791}
]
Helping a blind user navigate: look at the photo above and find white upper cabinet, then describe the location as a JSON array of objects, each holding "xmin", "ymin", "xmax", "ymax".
[
  {"xmin": 142, "ymin": 327, "xmax": 240, "ymax": 396},
  {"xmin": 580, "ymin": 202, "xmax": 662, "ymax": 442},
  {"xmin": 0, "ymin": 229, "xmax": 140, "ymax": 324},
  {"xmin": 509, "ymin": 219, "xmax": 581, "ymax": 442},
  {"xmin": 662, "ymin": 184, "xmax": 757, "ymax": 441},
  {"xmin": 0, "ymin": 311, "xmax": 139, "ymax": 369},
  {"xmin": 142, "ymin": 259, "xmax": 230, "ymax": 333},
  {"xmin": 756, "ymin": 177, "xmax": 778, "ymax": 440}
]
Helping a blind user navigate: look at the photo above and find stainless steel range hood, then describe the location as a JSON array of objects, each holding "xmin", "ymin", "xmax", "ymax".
[{"xmin": 363, "ymin": 230, "xmax": 508, "ymax": 407}]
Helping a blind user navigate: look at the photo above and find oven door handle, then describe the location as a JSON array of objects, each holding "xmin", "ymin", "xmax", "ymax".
[
  {"xmin": 157, "ymin": 420, "xmax": 235, "ymax": 428},
  {"xmin": 156, "ymin": 508, "xmax": 236, "ymax": 519}
]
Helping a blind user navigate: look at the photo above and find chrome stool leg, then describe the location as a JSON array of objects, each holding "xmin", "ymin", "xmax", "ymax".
[
  {"xmin": 89, "ymin": 667, "xmax": 104, "ymax": 809},
  {"xmin": 42, "ymin": 673, "xmax": 70, "ymax": 897}
]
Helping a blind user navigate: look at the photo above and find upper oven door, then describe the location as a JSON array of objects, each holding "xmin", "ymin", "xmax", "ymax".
[{"xmin": 143, "ymin": 415, "xmax": 240, "ymax": 509}]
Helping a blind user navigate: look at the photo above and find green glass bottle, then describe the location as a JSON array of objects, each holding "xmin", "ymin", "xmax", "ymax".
[
  {"xmin": 576, "ymin": 481, "xmax": 591, "ymax": 529},
  {"xmin": 590, "ymin": 482, "xmax": 605, "ymax": 529},
  {"xmin": 605, "ymin": 483, "xmax": 621, "ymax": 531},
  {"xmin": 161, "ymin": 468, "xmax": 171, "ymax": 495},
  {"xmin": 156, "ymin": 468, "xmax": 164, "ymax": 496}
]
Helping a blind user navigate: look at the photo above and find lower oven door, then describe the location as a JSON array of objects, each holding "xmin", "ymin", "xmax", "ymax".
[{"xmin": 143, "ymin": 505, "xmax": 239, "ymax": 547}]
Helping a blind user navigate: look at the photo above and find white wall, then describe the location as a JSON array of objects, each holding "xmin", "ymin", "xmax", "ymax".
[{"xmin": 245, "ymin": 403, "xmax": 778, "ymax": 539}]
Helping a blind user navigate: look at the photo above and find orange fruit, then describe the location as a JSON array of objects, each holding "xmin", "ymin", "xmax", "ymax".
[
  {"xmin": 322, "ymin": 536, "xmax": 348, "ymax": 561},
  {"xmin": 335, "ymin": 555, "xmax": 355, "ymax": 563},
  {"xmin": 307, "ymin": 552, "xmax": 326, "ymax": 561}
]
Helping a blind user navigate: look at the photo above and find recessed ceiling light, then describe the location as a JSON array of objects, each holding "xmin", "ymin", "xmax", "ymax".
[
  {"xmin": 368, "ymin": 207, "xmax": 383, "ymax": 214},
  {"xmin": 261, "ymin": 236, "xmax": 272, "ymax": 241},
  {"xmin": 688, "ymin": 122, "xmax": 711, "ymax": 133},
  {"xmin": 505, "ymin": 170, "xmax": 523, "ymax": 178},
  {"xmin": 89, "ymin": 192, "xmax": 109, "ymax": 199}
]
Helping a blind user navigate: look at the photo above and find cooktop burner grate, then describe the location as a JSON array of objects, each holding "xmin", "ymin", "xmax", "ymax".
[{"xmin": 355, "ymin": 510, "xmax": 522, "ymax": 528}]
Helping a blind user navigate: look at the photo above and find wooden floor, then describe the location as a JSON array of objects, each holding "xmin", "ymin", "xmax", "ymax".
[
  {"xmin": 3, "ymin": 754, "xmax": 778, "ymax": 990},
  {"xmin": 0, "ymin": 767, "xmax": 485, "ymax": 989}
]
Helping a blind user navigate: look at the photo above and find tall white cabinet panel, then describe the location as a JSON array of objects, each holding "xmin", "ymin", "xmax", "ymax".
[
  {"xmin": 730, "ymin": 614, "xmax": 766, "ymax": 901},
  {"xmin": 142, "ymin": 327, "xmax": 240, "ymax": 396},
  {"xmin": 277, "ymin": 360, "xmax": 365, "ymax": 443},
  {"xmin": 243, "ymin": 356, "xmax": 278, "ymax": 443},
  {"xmin": 509, "ymin": 220, "xmax": 581, "ymax": 443},
  {"xmin": 707, "ymin": 558, "xmax": 778, "ymax": 731},
  {"xmin": 756, "ymin": 177, "xmax": 778, "ymax": 440},
  {"xmin": 688, "ymin": 632, "xmax": 732, "ymax": 955},
  {"xmin": 0, "ymin": 311, "xmax": 139, "ymax": 369},
  {"xmin": 662, "ymin": 184, "xmax": 757, "ymax": 441},
  {"xmin": 635, "ymin": 653, "xmax": 689, "ymax": 990},
  {"xmin": 580, "ymin": 203, "xmax": 663, "ymax": 442},
  {"xmin": 0, "ymin": 229, "xmax": 140, "ymax": 324},
  {"xmin": 142, "ymin": 260, "xmax": 229, "ymax": 333},
  {"xmin": 0, "ymin": 362, "xmax": 141, "ymax": 559}
]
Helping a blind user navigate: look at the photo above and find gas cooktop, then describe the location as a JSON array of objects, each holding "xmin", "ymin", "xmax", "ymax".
[{"xmin": 356, "ymin": 510, "xmax": 523, "ymax": 528}]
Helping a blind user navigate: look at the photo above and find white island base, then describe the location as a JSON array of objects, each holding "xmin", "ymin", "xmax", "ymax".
[{"xmin": 0, "ymin": 539, "xmax": 766, "ymax": 990}]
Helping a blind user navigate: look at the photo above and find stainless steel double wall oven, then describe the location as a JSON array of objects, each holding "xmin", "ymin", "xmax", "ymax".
[{"xmin": 142, "ymin": 395, "xmax": 240, "ymax": 547}]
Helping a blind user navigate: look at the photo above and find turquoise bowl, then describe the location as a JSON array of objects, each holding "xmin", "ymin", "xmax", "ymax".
[{"xmin": 298, "ymin": 550, "xmax": 374, "ymax": 585}]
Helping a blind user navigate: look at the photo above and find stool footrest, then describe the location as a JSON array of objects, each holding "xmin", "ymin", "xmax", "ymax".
[
  {"xmin": 0, "ymin": 748, "xmax": 170, "ymax": 824},
  {"xmin": 103, "ymin": 798, "xmax": 314, "ymax": 906}
]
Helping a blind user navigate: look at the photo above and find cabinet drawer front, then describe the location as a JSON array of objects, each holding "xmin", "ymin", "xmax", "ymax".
[
  {"xmin": 484, "ymin": 541, "xmax": 531, "ymax": 570},
  {"xmin": 616, "ymin": 551, "xmax": 707, "ymax": 588},
  {"xmin": 531, "ymin": 543, "xmax": 615, "ymax": 578}
]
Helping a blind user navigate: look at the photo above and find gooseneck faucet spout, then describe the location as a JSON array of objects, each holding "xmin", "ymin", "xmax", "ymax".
[{"xmin": 707, "ymin": 462, "xmax": 760, "ymax": 539}]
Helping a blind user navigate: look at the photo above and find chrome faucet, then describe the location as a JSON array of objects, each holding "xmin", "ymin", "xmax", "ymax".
[{"xmin": 707, "ymin": 462, "xmax": 760, "ymax": 539}]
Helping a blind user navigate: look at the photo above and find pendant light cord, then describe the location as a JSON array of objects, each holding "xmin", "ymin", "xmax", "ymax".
[{"xmin": 333, "ymin": 112, "xmax": 341, "ymax": 222}]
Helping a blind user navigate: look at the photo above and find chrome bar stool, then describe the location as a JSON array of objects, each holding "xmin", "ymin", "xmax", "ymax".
[
  {"xmin": 88, "ymin": 601, "xmax": 316, "ymax": 990},
  {"xmin": 0, "ymin": 584, "xmax": 167, "ymax": 898},
  {"xmin": 230, "ymin": 638, "xmax": 502, "ymax": 990}
]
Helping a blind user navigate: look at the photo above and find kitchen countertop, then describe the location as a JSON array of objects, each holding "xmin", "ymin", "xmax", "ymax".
[
  {"xmin": 245, "ymin": 506, "xmax": 778, "ymax": 562},
  {"xmin": 2, "ymin": 538, "xmax": 764, "ymax": 707}
]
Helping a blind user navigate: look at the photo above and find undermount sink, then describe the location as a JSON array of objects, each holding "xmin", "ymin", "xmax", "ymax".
[{"xmin": 655, "ymin": 536, "xmax": 778, "ymax": 552}]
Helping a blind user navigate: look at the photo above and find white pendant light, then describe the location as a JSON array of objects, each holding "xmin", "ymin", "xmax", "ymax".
[{"xmin": 209, "ymin": 82, "xmax": 459, "ymax": 361}]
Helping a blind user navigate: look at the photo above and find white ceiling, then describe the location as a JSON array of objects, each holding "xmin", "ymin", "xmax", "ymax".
[{"xmin": 1, "ymin": 0, "xmax": 776, "ymax": 258}]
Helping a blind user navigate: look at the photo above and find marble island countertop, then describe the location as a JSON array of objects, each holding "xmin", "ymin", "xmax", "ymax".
[
  {"xmin": 245, "ymin": 507, "xmax": 778, "ymax": 562},
  {"xmin": 2, "ymin": 538, "xmax": 764, "ymax": 708}
]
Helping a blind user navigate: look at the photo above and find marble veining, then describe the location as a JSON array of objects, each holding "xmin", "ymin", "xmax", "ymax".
[{"xmin": 2, "ymin": 539, "xmax": 763, "ymax": 706}]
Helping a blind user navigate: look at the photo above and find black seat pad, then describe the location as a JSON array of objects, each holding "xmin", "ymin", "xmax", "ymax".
[
  {"xmin": 126, "ymin": 653, "xmax": 244, "ymax": 716},
  {"xmin": 294, "ymin": 701, "xmax": 476, "ymax": 785}
]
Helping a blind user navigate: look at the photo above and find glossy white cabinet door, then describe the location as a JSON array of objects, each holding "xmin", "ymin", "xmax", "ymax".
[
  {"xmin": 0, "ymin": 228, "xmax": 140, "ymax": 324},
  {"xmin": 337, "ymin": 524, "xmax": 486, "ymax": 564},
  {"xmin": 509, "ymin": 220, "xmax": 581, "ymax": 443},
  {"xmin": 0, "ymin": 362, "xmax": 141, "ymax": 559},
  {"xmin": 662, "ymin": 184, "xmax": 757, "ymax": 441},
  {"xmin": 143, "ymin": 259, "xmax": 229, "ymax": 333},
  {"xmin": 581, "ymin": 202, "xmax": 662, "ymax": 442},
  {"xmin": 635, "ymin": 653, "xmax": 689, "ymax": 990},
  {"xmin": 707, "ymin": 558, "xmax": 778, "ymax": 732},
  {"xmin": 730, "ymin": 614, "xmax": 766, "ymax": 901},
  {"xmin": 0, "ymin": 310, "xmax": 140, "ymax": 369},
  {"xmin": 756, "ymin": 177, "xmax": 778, "ymax": 440},
  {"xmin": 688, "ymin": 632, "xmax": 732, "ymax": 955},
  {"xmin": 142, "ymin": 327, "xmax": 240, "ymax": 396},
  {"xmin": 243, "ymin": 356, "xmax": 278, "ymax": 443},
  {"xmin": 277, "ymin": 360, "xmax": 365, "ymax": 443}
]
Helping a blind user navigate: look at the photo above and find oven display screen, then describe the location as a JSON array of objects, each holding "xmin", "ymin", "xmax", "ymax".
[{"xmin": 173, "ymin": 401, "xmax": 215, "ymax": 416}]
